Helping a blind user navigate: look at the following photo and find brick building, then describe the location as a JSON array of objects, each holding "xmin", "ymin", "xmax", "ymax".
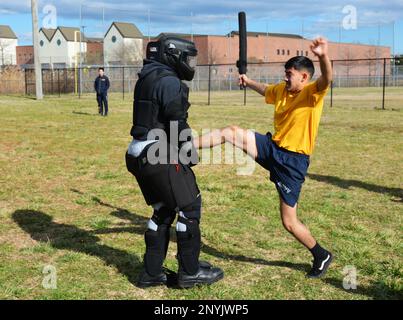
[
  {"xmin": 16, "ymin": 45, "xmax": 34, "ymax": 65},
  {"xmin": 147, "ymin": 31, "xmax": 390, "ymax": 65}
]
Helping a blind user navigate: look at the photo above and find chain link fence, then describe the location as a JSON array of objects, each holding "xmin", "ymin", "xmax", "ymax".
[{"xmin": 2, "ymin": 58, "xmax": 402, "ymax": 108}]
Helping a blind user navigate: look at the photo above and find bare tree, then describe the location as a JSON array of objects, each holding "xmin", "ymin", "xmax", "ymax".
[
  {"xmin": 0, "ymin": 39, "xmax": 11, "ymax": 65},
  {"xmin": 86, "ymin": 51, "xmax": 103, "ymax": 65},
  {"xmin": 340, "ymin": 46, "xmax": 356, "ymax": 80},
  {"xmin": 365, "ymin": 47, "xmax": 378, "ymax": 86},
  {"xmin": 112, "ymin": 41, "xmax": 142, "ymax": 65},
  {"xmin": 208, "ymin": 43, "xmax": 219, "ymax": 65}
]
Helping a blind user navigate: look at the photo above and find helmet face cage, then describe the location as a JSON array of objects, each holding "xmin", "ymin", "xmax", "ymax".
[{"xmin": 147, "ymin": 36, "xmax": 198, "ymax": 81}]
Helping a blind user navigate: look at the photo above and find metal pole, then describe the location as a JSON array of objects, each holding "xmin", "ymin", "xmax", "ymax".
[
  {"xmin": 382, "ymin": 58, "xmax": 386, "ymax": 110},
  {"xmin": 24, "ymin": 68, "xmax": 28, "ymax": 95},
  {"xmin": 208, "ymin": 64, "xmax": 211, "ymax": 105},
  {"xmin": 31, "ymin": 0, "xmax": 43, "ymax": 99},
  {"xmin": 78, "ymin": 67, "xmax": 81, "ymax": 99},
  {"xmin": 265, "ymin": 21, "xmax": 269, "ymax": 62},
  {"xmin": 51, "ymin": 68, "xmax": 54, "ymax": 94},
  {"xmin": 148, "ymin": 9, "xmax": 151, "ymax": 42},
  {"xmin": 79, "ymin": 4, "xmax": 83, "ymax": 97},
  {"xmin": 122, "ymin": 66, "xmax": 125, "ymax": 100},
  {"xmin": 190, "ymin": 12, "xmax": 194, "ymax": 42},
  {"xmin": 330, "ymin": 60, "xmax": 334, "ymax": 108},
  {"xmin": 58, "ymin": 69, "xmax": 61, "ymax": 97},
  {"xmin": 102, "ymin": 6, "xmax": 105, "ymax": 67},
  {"xmin": 41, "ymin": 68, "xmax": 44, "ymax": 94}
]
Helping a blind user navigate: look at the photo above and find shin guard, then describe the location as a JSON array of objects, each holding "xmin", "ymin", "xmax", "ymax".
[
  {"xmin": 176, "ymin": 214, "xmax": 201, "ymax": 275},
  {"xmin": 144, "ymin": 207, "xmax": 175, "ymax": 276}
]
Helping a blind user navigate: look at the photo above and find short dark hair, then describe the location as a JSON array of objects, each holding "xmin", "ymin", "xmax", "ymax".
[
  {"xmin": 285, "ymin": 56, "xmax": 315, "ymax": 78},
  {"xmin": 98, "ymin": 67, "xmax": 104, "ymax": 71}
]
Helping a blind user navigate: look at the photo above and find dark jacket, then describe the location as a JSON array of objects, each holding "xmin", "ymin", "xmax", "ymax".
[
  {"xmin": 94, "ymin": 75, "xmax": 110, "ymax": 94},
  {"xmin": 138, "ymin": 60, "xmax": 181, "ymax": 109}
]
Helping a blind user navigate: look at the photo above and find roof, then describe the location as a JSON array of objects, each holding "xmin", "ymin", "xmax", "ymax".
[
  {"xmin": 86, "ymin": 37, "xmax": 103, "ymax": 43},
  {"xmin": 40, "ymin": 28, "xmax": 56, "ymax": 41},
  {"xmin": 106, "ymin": 22, "xmax": 143, "ymax": 39},
  {"xmin": 230, "ymin": 31, "xmax": 303, "ymax": 39},
  {"xmin": 54, "ymin": 27, "xmax": 86, "ymax": 42},
  {"xmin": 156, "ymin": 32, "xmax": 209, "ymax": 39},
  {"xmin": 0, "ymin": 25, "xmax": 17, "ymax": 39}
]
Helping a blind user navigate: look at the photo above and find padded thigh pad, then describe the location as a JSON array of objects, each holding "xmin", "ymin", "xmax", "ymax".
[{"xmin": 168, "ymin": 163, "xmax": 200, "ymax": 209}]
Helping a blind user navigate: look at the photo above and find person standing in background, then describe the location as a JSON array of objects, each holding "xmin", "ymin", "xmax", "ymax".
[{"xmin": 94, "ymin": 67, "xmax": 110, "ymax": 116}]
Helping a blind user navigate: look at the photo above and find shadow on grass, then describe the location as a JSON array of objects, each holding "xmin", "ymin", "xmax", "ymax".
[
  {"xmin": 308, "ymin": 173, "xmax": 403, "ymax": 202},
  {"xmin": 70, "ymin": 189, "xmax": 311, "ymax": 274},
  {"xmin": 324, "ymin": 277, "xmax": 403, "ymax": 300},
  {"xmin": 72, "ymin": 111, "xmax": 97, "ymax": 116},
  {"xmin": 12, "ymin": 209, "xmax": 142, "ymax": 285}
]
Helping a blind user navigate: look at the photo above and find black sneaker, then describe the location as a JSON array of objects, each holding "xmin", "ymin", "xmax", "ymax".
[
  {"xmin": 137, "ymin": 270, "xmax": 167, "ymax": 288},
  {"xmin": 178, "ymin": 261, "xmax": 224, "ymax": 289},
  {"xmin": 307, "ymin": 252, "xmax": 333, "ymax": 278}
]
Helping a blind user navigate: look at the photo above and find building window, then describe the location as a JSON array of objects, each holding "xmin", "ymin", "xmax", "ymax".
[
  {"xmin": 112, "ymin": 35, "xmax": 117, "ymax": 43},
  {"xmin": 277, "ymin": 49, "xmax": 280, "ymax": 55},
  {"xmin": 306, "ymin": 51, "xmax": 308, "ymax": 56},
  {"xmin": 57, "ymin": 39, "xmax": 61, "ymax": 46},
  {"xmin": 287, "ymin": 49, "xmax": 290, "ymax": 55},
  {"xmin": 40, "ymin": 40, "xmax": 44, "ymax": 46},
  {"xmin": 297, "ymin": 50, "xmax": 299, "ymax": 55},
  {"xmin": 282, "ymin": 49, "xmax": 285, "ymax": 55}
]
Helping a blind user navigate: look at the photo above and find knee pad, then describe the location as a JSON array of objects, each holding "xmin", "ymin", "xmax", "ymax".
[
  {"xmin": 176, "ymin": 213, "xmax": 201, "ymax": 275},
  {"xmin": 180, "ymin": 195, "xmax": 202, "ymax": 221},
  {"xmin": 144, "ymin": 206, "xmax": 175, "ymax": 276}
]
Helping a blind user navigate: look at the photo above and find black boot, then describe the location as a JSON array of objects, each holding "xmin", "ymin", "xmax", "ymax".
[
  {"xmin": 178, "ymin": 261, "xmax": 224, "ymax": 289},
  {"xmin": 176, "ymin": 215, "xmax": 224, "ymax": 288},
  {"xmin": 137, "ymin": 269, "xmax": 167, "ymax": 288}
]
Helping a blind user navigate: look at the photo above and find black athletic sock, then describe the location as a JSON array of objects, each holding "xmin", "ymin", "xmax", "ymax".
[{"xmin": 309, "ymin": 242, "xmax": 329, "ymax": 261}]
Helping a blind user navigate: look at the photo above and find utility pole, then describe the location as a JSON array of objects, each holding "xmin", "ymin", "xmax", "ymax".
[
  {"xmin": 79, "ymin": 2, "xmax": 83, "ymax": 96},
  {"xmin": 190, "ymin": 12, "xmax": 194, "ymax": 42},
  {"xmin": 102, "ymin": 6, "xmax": 105, "ymax": 66},
  {"xmin": 148, "ymin": 9, "xmax": 151, "ymax": 42},
  {"xmin": 31, "ymin": 0, "xmax": 43, "ymax": 99}
]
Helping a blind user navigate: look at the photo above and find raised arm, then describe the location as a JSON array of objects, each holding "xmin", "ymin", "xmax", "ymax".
[
  {"xmin": 239, "ymin": 74, "xmax": 267, "ymax": 96},
  {"xmin": 310, "ymin": 37, "xmax": 333, "ymax": 92}
]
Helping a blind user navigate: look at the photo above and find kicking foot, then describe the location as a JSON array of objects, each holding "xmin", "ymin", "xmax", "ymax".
[
  {"xmin": 178, "ymin": 261, "xmax": 224, "ymax": 289},
  {"xmin": 307, "ymin": 252, "xmax": 333, "ymax": 278}
]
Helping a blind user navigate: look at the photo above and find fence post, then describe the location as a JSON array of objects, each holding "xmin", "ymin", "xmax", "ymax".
[
  {"xmin": 41, "ymin": 69, "xmax": 44, "ymax": 96},
  {"xmin": 51, "ymin": 69, "xmax": 54, "ymax": 95},
  {"xmin": 330, "ymin": 60, "xmax": 334, "ymax": 108},
  {"xmin": 78, "ymin": 67, "xmax": 81, "ymax": 99},
  {"xmin": 57, "ymin": 69, "xmax": 61, "ymax": 97},
  {"xmin": 382, "ymin": 58, "xmax": 386, "ymax": 110},
  {"xmin": 64, "ymin": 69, "xmax": 67, "ymax": 94},
  {"xmin": 208, "ymin": 64, "xmax": 211, "ymax": 105},
  {"xmin": 122, "ymin": 66, "xmax": 125, "ymax": 100},
  {"xmin": 24, "ymin": 68, "xmax": 28, "ymax": 95}
]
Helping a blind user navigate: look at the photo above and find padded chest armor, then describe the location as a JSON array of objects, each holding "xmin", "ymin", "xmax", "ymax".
[{"xmin": 130, "ymin": 69, "xmax": 190, "ymax": 140}]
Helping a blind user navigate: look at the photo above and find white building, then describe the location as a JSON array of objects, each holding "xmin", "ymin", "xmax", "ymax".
[
  {"xmin": 0, "ymin": 25, "xmax": 18, "ymax": 65},
  {"xmin": 39, "ymin": 26, "xmax": 86, "ymax": 68},
  {"xmin": 104, "ymin": 22, "xmax": 143, "ymax": 65}
]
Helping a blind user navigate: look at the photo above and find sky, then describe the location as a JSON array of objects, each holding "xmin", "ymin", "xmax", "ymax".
[{"xmin": 1, "ymin": 0, "xmax": 403, "ymax": 54}]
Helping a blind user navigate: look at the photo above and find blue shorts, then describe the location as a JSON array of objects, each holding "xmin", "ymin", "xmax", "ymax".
[{"xmin": 254, "ymin": 132, "xmax": 310, "ymax": 207}]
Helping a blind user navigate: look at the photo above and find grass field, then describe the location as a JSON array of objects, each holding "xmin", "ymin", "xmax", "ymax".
[{"xmin": 0, "ymin": 87, "xmax": 402, "ymax": 300}]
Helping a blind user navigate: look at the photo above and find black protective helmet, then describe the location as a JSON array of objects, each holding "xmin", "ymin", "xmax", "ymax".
[{"xmin": 146, "ymin": 36, "xmax": 198, "ymax": 81}]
